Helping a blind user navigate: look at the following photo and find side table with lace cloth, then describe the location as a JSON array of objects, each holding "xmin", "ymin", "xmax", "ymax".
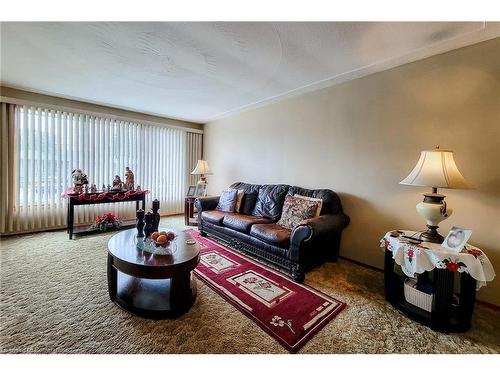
[{"xmin": 380, "ymin": 230, "xmax": 496, "ymax": 333}]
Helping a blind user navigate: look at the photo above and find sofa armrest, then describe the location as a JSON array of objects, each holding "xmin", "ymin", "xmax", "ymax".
[
  {"xmin": 195, "ymin": 196, "xmax": 220, "ymax": 212},
  {"xmin": 289, "ymin": 213, "xmax": 350, "ymax": 262}
]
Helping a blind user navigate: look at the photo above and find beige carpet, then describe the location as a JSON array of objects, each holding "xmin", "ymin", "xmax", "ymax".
[{"xmin": 1, "ymin": 215, "xmax": 499, "ymax": 354}]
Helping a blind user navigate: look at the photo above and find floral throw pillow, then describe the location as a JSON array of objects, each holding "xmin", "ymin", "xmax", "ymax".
[{"xmin": 277, "ymin": 195, "xmax": 319, "ymax": 230}]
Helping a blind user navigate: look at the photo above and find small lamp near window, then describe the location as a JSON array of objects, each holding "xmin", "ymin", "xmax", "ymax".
[
  {"xmin": 191, "ymin": 160, "xmax": 212, "ymax": 185},
  {"xmin": 399, "ymin": 146, "xmax": 471, "ymax": 243}
]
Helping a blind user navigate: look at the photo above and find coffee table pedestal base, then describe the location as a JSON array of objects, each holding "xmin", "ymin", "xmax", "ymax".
[{"xmin": 108, "ymin": 267, "xmax": 197, "ymax": 319}]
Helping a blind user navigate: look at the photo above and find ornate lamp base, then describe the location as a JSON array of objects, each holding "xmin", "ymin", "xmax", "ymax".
[
  {"xmin": 416, "ymin": 190, "xmax": 453, "ymax": 244},
  {"xmin": 420, "ymin": 225, "xmax": 444, "ymax": 243}
]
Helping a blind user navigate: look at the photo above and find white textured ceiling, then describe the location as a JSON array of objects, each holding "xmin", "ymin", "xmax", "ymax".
[{"xmin": 1, "ymin": 22, "xmax": 499, "ymax": 123}]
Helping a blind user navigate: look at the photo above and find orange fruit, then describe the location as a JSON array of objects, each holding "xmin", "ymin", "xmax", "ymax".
[
  {"xmin": 151, "ymin": 232, "xmax": 160, "ymax": 241},
  {"xmin": 156, "ymin": 235, "xmax": 168, "ymax": 244}
]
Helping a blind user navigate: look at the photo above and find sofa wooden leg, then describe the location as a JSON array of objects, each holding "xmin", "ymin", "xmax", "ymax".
[{"xmin": 291, "ymin": 264, "xmax": 305, "ymax": 283}]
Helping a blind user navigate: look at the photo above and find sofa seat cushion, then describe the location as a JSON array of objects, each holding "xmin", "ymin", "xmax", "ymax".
[
  {"xmin": 250, "ymin": 223, "xmax": 291, "ymax": 248},
  {"xmin": 222, "ymin": 213, "xmax": 272, "ymax": 233},
  {"xmin": 201, "ymin": 210, "xmax": 226, "ymax": 225}
]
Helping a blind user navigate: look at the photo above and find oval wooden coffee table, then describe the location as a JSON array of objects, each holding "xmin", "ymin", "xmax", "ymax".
[{"xmin": 107, "ymin": 228, "xmax": 200, "ymax": 319}]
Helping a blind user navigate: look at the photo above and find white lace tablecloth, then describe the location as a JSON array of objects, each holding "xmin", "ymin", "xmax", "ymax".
[{"xmin": 380, "ymin": 230, "xmax": 496, "ymax": 290}]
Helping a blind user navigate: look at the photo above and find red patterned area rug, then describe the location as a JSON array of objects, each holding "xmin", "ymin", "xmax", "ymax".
[{"xmin": 187, "ymin": 229, "xmax": 346, "ymax": 353}]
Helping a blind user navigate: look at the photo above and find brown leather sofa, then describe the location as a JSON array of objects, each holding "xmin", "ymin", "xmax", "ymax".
[{"xmin": 195, "ymin": 182, "xmax": 350, "ymax": 282}]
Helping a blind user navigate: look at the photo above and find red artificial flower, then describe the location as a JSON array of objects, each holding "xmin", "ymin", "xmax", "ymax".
[
  {"xmin": 407, "ymin": 249, "xmax": 414, "ymax": 258},
  {"xmin": 446, "ymin": 262, "xmax": 459, "ymax": 272}
]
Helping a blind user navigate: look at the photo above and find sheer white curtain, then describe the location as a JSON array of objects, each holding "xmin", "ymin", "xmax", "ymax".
[{"xmin": 6, "ymin": 104, "xmax": 194, "ymax": 233}]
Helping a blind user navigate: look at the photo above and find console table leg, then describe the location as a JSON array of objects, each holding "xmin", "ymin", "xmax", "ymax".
[
  {"xmin": 68, "ymin": 201, "xmax": 74, "ymax": 240},
  {"xmin": 431, "ymin": 269, "xmax": 454, "ymax": 332},
  {"xmin": 66, "ymin": 201, "xmax": 70, "ymax": 233}
]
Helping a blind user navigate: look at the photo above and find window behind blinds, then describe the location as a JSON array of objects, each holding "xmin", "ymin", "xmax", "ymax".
[{"xmin": 8, "ymin": 104, "xmax": 199, "ymax": 232}]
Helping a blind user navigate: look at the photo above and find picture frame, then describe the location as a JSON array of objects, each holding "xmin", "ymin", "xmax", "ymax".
[
  {"xmin": 442, "ymin": 226, "xmax": 472, "ymax": 252},
  {"xmin": 186, "ymin": 185, "xmax": 196, "ymax": 197},
  {"xmin": 195, "ymin": 183, "xmax": 207, "ymax": 197}
]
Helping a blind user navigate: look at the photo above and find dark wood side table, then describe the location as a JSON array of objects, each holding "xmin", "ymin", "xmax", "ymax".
[
  {"xmin": 107, "ymin": 228, "xmax": 201, "ymax": 319},
  {"xmin": 184, "ymin": 196, "xmax": 198, "ymax": 226},
  {"xmin": 384, "ymin": 247, "xmax": 476, "ymax": 333}
]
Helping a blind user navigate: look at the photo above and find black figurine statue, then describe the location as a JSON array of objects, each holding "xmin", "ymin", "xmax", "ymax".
[
  {"xmin": 144, "ymin": 212, "xmax": 154, "ymax": 238},
  {"xmin": 152, "ymin": 199, "xmax": 160, "ymax": 232},
  {"xmin": 136, "ymin": 209, "xmax": 145, "ymax": 238}
]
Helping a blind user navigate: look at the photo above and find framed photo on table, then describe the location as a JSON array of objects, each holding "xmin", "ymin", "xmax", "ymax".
[
  {"xmin": 442, "ymin": 226, "xmax": 472, "ymax": 252},
  {"xmin": 195, "ymin": 183, "xmax": 207, "ymax": 197},
  {"xmin": 186, "ymin": 185, "xmax": 196, "ymax": 197}
]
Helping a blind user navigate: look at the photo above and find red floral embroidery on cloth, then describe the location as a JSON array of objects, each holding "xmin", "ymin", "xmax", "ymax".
[
  {"xmin": 61, "ymin": 188, "xmax": 149, "ymax": 201},
  {"xmin": 383, "ymin": 239, "xmax": 391, "ymax": 250},
  {"xmin": 442, "ymin": 258, "xmax": 467, "ymax": 272},
  {"xmin": 466, "ymin": 248, "xmax": 483, "ymax": 258}
]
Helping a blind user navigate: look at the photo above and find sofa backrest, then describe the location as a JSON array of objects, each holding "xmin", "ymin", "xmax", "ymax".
[
  {"xmin": 229, "ymin": 182, "xmax": 261, "ymax": 194},
  {"xmin": 229, "ymin": 182, "xmax": 343, "ymax": 219},
  {"xmin": 251, "ymin": 184, "xmax": 289, "ymax": 221}
]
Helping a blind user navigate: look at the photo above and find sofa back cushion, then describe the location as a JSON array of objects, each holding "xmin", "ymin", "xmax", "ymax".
[
  {"xmin": 287, "ymin": 186, "xmax": 342, "ymax": 215},
  {"xmin": 252, "ymin": 184, "xmax": 289, "ymax": 221},
  {"xmin": 239, "ymin": 192, "xmax": 259, "ymax": 215},
  {"xmin": 229, "ymin": 183, "xmax": 262, "ymax": 214}
]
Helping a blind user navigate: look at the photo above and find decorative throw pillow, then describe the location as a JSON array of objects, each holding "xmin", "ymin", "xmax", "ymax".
[
  {"xmin": 216, "ymin": 189, "xmax": 238, "ymax": 212},
  {"xmin": 235, "ymin": 189, "xmax": 245, "ymax": 212},
  {"xmin": 277, "ymin": 195, "xmax": 320, "ymax": 230},
  {"xmin": 294, "ymin": 194, "xmax": 323, "ymax": 217},
  {"xmin": 239, "ymin": 192, "xmax": 258, "ymax": 215}
]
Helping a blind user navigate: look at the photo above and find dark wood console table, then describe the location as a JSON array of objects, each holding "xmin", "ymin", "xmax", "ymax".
[{"xmin": 65, "ymin": 190, "xmax": 146, "ymax": 239}]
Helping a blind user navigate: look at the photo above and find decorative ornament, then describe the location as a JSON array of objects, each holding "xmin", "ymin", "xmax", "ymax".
[{"xmin": 125, "ymin": 167, "xmax": 135, "ymax": 190}]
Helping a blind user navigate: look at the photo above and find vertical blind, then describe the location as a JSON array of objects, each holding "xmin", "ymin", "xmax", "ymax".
[
  {"xmin": 186, "ymin": 131, "xmax": 203, "ymax": 186},
  {"xmin": 1, "ymin": 104, "xmax": 202, "ymax": 233}
]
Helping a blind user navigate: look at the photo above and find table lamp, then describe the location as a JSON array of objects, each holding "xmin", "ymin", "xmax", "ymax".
[
  {"xmin": 399, "ymin": 146, "xmax": 470, "ymax": 243},
  {"xmin": 191, "ymin": 160, "xmax": 212, "ymax": 184}
]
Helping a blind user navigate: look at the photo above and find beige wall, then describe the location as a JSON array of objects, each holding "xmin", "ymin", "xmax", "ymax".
[{"xmin": 204, "ymin": 38, "xmax": 500, "ymax": 305}]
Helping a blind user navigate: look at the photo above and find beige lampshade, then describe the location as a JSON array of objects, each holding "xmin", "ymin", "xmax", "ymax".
[
  {"xmin": 400, "ymin": 149, "xmax": 470, "ymax": 189},
  {"xmin": 191, "ymin": 160, "xmax": 212, "ymax": 175}
]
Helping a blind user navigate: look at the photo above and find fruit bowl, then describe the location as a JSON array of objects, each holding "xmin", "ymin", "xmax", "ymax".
[{"xmin": 150, "ymin": 231, "xmax": 177, "ymax": 248}]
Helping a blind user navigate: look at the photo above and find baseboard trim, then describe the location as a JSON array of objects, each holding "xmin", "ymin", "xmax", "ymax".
[{"xmin": 338, "ymin": 255, "xmax": 500, "ymax": 311}]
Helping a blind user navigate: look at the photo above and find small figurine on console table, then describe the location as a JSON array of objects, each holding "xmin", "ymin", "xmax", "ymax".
[
  {"xmin": 71, "ymin": 168, "xmax": 89, "ymax": 194},
  {"xmin": 125, "ymin": 167, "xmax": 135, "ymax": 190},
  {"xmin": 112, "ymin": 175, "xmax": 123, "ymax": 191}
]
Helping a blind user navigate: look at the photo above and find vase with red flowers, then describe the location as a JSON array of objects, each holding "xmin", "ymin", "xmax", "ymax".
[{"xmin": 91, "ymin": 213, "xmax": 122, "ymax": 231}]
